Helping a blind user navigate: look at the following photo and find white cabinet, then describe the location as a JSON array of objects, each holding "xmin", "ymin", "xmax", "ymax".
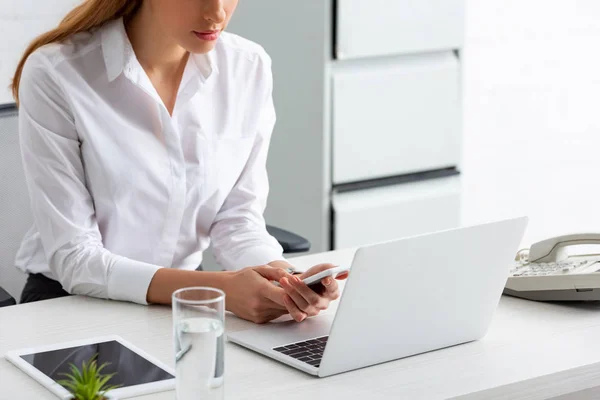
[
  {"xmin": 333, "ymin": 176, "xmax": 461, "ymax": 249},
  {"xmin": 336, "ymin": 0, "xmax": 465, "ymax": 60},
  {"xmin": 332, "ymin": 52, "xmax": 461, "ymax": 184},
  {"xmin": 229, "ymin": 0, "xmax": 464, "ymax": 253}
]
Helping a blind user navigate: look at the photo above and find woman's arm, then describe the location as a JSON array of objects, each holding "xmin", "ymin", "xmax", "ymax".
[
  {"xmin": 146, "ymin": 268, "xmax": 227, "ymax": 305},
  {"xmin": 19, "ymin": 52, "xmax": 160, "ymax": 304},
  {"xmin": 208, "ymin": 53, "xmax": 345, "ymax": 322},
  {"xmin": 209, "ymin": 52, "xmax": 285, "ymax": 270},
  {"xmin": 147, "ymin": 265, "xmax": 295, "ymax": 324}
]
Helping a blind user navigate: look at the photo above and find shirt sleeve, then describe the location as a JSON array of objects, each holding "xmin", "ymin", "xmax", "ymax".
[
  {"xmin": 209, "ymin": 53, "xmax": 285, "ymax": 270},
  {"xmin": 18, "ymin": 52, "xmax": 161, "ymax": 304}
]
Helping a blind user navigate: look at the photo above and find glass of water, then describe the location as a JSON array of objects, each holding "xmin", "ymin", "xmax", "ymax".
[{"xmin": 173, "ymin": 287, "xmax": 225, "ymax": 400}]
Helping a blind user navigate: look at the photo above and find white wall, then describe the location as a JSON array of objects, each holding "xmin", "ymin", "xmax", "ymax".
[
  {"xmin": 462, "ymin": 0, "xmax": 600, "ymax": 248},
  {"xmin": 0, "ymin": 0, "xmax": 78, "ymax": 104}
]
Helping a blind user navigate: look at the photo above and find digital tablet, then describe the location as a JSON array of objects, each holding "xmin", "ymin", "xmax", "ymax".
[{"xmin": 5, "ymin": 335, "xmax": 175, "ymax": 399}]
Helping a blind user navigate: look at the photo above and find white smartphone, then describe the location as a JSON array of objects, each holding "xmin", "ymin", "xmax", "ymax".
[{"xmin": 273, "ymin": 265, "xmax": 350, "ymax": 290}]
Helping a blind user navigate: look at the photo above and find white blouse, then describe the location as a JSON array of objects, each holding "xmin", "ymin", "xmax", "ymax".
[{"xmin": 15, "ymin": 18, "xmax": 284, "ymax": 304}]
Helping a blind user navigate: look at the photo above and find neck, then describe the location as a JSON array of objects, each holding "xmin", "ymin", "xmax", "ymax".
[{"xmin": 125, "ymin": 5, "xmax": 188, "ymax": 76}]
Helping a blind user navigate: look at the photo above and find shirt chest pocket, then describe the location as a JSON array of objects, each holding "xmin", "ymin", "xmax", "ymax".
[{"xmin": 199, "ymin": 134, "xmax": 256, "ymax": 199}]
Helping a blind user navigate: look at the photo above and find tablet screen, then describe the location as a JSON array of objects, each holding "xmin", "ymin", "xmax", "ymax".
[{"xmin": 19, "ymin": 340, "xmax": 173, "ymax": 389}]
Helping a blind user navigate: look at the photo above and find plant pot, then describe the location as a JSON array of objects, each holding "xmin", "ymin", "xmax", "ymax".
[{"xmin": 67, "ymin": 395, "xmax": 118, "ymax": 400}]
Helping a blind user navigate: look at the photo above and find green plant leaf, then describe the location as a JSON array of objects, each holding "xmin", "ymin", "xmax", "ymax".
[
  {"xmin": 56, "ymin": 353, "xmax": 122, "ymax": 400},
  {"xmin": 68, "ymin": 363, "xmax": 83, "ymax": 382},
  {"xmin": 96, "ymin": 362, "xmax": 108, "ymax": 376},
  {"xmin": 97, "ymin": 373, "xmax": 114, "ymax": 391},
  {"xmin": 57, "ymin": 381, "xmax": 78, "ymax": 393}
]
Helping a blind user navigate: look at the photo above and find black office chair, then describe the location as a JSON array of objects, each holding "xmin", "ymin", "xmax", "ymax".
[
  {"xmin": 0, "ymin": 104, "xmax": 310, "ymax": 307},
  {"xmin": 0, "ymin": 287, "xmax": 16, "ymax": 307},
  {"xmin": 267, "ymin": 225, "xmax": 310, "ymax": 254}
]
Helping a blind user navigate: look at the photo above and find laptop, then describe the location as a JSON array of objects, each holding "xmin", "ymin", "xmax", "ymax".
[{"xmin": 227, "ymin": 217, "xmax": 528, "ymax": 377}]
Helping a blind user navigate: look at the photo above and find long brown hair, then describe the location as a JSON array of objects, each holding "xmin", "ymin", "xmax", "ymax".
[{"xmin": 10, "ymin": 0, "xmax": 143, "ymax": 106}]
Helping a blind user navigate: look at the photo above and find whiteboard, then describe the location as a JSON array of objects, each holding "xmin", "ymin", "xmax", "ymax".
[{"xmin": 0, "ymin": 0, "xmax": 79, "ymax": 104}]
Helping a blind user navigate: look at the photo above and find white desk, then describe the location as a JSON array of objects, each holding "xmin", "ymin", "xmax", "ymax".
[{"xmin": 1, "ymin": 249, "xmax": 600, "ymax": 400}]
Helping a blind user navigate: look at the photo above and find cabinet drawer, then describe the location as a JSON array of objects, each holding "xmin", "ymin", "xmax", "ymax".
[
  {"xmin": 332, "ymin": 176, "xmax": 461, "ymax": 249},
  {"xmin": 336, "ymin": 0, "xmax": 465, "ymax": 60},
  {"xmin": 332, "ymin": 52, "xmax": 461, "ymax": 185}
]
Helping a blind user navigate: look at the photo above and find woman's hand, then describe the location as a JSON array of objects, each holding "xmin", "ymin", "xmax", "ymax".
[
  {"xmin": 279, "ymin": 263, "xmax": 349, "ymax": 322},
  {"xmin": 223, "ymin": 265, "xmax": 292, "ymax": 324}
]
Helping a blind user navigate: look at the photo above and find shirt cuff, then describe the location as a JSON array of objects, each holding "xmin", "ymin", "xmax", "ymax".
[{"xmin": 107, "ymin": 257, "xmax": 162, "ymax": 305}]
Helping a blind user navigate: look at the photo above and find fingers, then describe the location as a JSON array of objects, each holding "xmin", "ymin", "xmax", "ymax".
[
  {"xmin": 244, "ymin": 297, "xmax": 287, "ymax": 324},
  {"xmin": 321, "ymin": 276, "xmax": 341, "ymax": 301},
  {"xmin": 292, "ymin": 275, "xmax": 327, "ymax": 308},
  {"xmin": 263, "ymin": 298, "xmax": 287, "ymax": 311},
  {"xmin": 253, "ymin": 266, "xmax": 291, "ymax": 306},
  {"xmin": 280, "ymin": 277, "xmax": 310, "ymax": 310},
  {"xmin": 299, "ymin": 263, "xmax": 343, "ymax": 298},
  {"xmin": 242, "ymin": 264, "xmax": 342, "ymax": 324},
  {"xmin": 258, "ymin": 279, "xmax": 287, "ymax": 307},
  {"xmin": 335, "ymin": 271, "xmax": 349, "ymax": 280},
  {"xmin": 283, "ymin": 275, "xmax": 328, "ymax": 316},
  {"xmin": 254, "ymin": 265, "xmax": 290, "ymax": 282},
  {"xmin": 283, "ymin": 294, "xmax": 307, "ymax": 322}
]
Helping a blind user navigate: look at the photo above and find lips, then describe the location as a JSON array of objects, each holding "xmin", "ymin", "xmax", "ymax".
[{"xmin": 194, "ymin": 30, "xmax": 220, "ymax": 41}]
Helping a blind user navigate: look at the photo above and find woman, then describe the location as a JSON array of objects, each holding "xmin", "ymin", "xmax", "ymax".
[{"xmin": 11, "ymin": 0, "xmax": 345, "ymax": 324}]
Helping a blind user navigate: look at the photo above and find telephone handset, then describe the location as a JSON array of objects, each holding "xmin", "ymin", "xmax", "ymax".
[
  {"xmin": 505, "ymin": 234, "xmax": 600, "ymax": 302},
  {"xmin": 527, "ymin": 233, "xmax": 600, "ymax": 263}
]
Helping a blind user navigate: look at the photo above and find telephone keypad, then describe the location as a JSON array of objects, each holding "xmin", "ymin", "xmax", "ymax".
[{"xmin": 510, "ymin": 260, "xmax": 596, "ymax": 277}]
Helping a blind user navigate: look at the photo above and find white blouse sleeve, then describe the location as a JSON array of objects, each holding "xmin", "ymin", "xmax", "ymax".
[
  {"xmin": 209, "ymin": 54, "xmax": 285, "ymax": 269},
  {"xmin": 18, "ymin": 52, "xmax": 161, "ymax": 304}
]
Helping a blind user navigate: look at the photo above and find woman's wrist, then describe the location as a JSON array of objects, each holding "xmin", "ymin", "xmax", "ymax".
[
  {"xmin": 205, "ymin": 270, "xmax": 235, "ymax": 294},
  {"xmin": 146, "ymin": 268, "xmax": 234, "ymax": 305}
]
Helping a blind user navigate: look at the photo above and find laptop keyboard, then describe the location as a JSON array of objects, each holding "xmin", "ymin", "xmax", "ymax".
[{"xmin": 273, "ymin": 336, "xmax": 329, "ymax": 368}]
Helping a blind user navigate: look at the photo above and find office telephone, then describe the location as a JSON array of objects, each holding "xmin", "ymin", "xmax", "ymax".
[{"xmin": 504, "ymin": 234, "xmax": 600, "ymax": 301}]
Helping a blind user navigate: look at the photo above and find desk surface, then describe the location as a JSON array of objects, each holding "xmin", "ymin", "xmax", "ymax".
[{"xmin": 1, "ymin": 249, "xmax": 600, "ymax": 400}]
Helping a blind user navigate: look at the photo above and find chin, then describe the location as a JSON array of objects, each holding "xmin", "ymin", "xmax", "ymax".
[
  {"xmin": 188, "ymin": 44, "xmax": 215, "ymax": 54},
  {"xmin": 183, "ymin": 36, "xmax": 217, "ymax": 54}
]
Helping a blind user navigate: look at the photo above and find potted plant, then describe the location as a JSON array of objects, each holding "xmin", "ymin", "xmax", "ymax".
[{"xmin": 57, "ymin": 355, "xmax": 121, "ymax": 400}]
